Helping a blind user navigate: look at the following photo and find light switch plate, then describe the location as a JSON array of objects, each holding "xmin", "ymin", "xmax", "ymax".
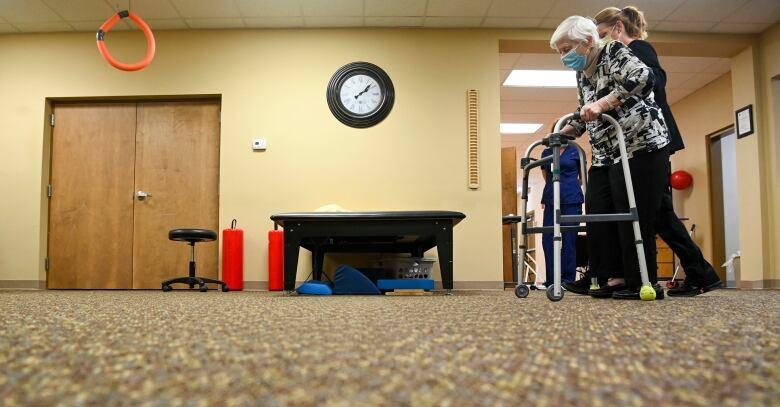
[{"xmin": 252, "ymin": 138, "xmax": 267, "ymax": 151}]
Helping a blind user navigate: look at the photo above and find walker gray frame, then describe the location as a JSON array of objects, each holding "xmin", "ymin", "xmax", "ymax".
[{"xmin": 505, "ymin": 112, "xmax": 655, "ymax": 302}]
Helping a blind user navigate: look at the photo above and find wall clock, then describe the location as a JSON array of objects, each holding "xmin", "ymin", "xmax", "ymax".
[{"xmin": 326, "ymin": 62, "xmax": 394, "ymax": 128}]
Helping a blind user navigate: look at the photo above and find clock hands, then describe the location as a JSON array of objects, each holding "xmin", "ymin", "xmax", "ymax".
[{"xmin": 354, "ymin": 83, "xmax": 373, "ymax": 99}]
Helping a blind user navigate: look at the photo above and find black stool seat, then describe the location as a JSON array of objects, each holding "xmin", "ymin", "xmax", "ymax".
[
  {"xmin": 169, "ymin": 228, "xmax": 217, "ymax": 242},
  {"xmin": 162, "ymin": 228, "xmax": 227, "ymax": 293}
]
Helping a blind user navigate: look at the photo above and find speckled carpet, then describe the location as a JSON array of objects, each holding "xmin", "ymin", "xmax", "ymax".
[{"xmin": 1, "ymin": 289, "xmax": 778, "ymax": 406}]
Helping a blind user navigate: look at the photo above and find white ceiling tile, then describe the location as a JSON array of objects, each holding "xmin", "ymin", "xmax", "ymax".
[
  {"xmin": 0, "ymin": 22, "xmax": 19, "ymax": 33},
  {"xmin": 539, "ymin": 18, "xmax": 563, "ymax": 29},
  {"xmin": 124, "ymin": 0, "xmax": 182, "ymax": 20},
  {"xmin": 663, "ymin": 0, "xmax": 749, "ymax": 22},
  {"xmin": 666, "ymin": 88, "xmax": 690, "ymax": 104},
  {"xmin": 364, "ymin": 17, "xmax": 423, "ymax": 27},
  {"xmin": 728, "ymin": 0, "xmax": 780, "ymax": 23},
  {"xmin": 499, "ymin": 53, "xmax": 519, "ymax": 69},
  {"xmin": 304, "ymin": 16, "xmax": 363, "ymax": 27},
  {"xmin": 660, "ymin": 56, "xmax": 720, "ymax": 73},
  {"xmin": 546, "ymin": 0, "xmax": 623, "ymax": 20},
  {"xmin": 186, "ymin": 18, "xmax": 245, "ymax": 29},
  {"xmin": 41, "ymin": 0, "xmax": 115, "ymax": 20},
  {"xmin": 169, "ymin": 0, "xmax": 241, "ymax": 19},
  {"xmin": 678, "ymin": 72, "xmax": 724, "ymax": 90},
  {"xmin": 424, "ymin": 17, "xmax": 482, "ymax": 27},
  {"xmin": 426, "ymin": 0, "xmax": 492, "ymax": 17},
  {"xmin": 235, "ymin": 0, "xmax": 302, "ymax": 17},
  {"xmin": 244, "ymin": 17, "xmax": 305, "ymax": 28},
  {"xmin": 500, "ymin": 69, "xmax": 511, "ymax": 83},
  {"xmin": 664, "ymin": 72, "xmax": 696, "ymax": 89},
  {"xmin": 365, "ymin": 0, "xmax": 426, "ymax": 17},
  {"xmin": 703, "ymin": 58, "xmax": 731, "ymax": 74},
  {"xmin": 68, "ymin": 20, "xmax": 105, "ymax": 31},
  {"xmin": 144, "ymin": 19, "xmax": 190, "ymax": 30},
  {"xmin": 644, "ymin": 20, "xmax": 661, "ymax": 30},
  {"xmin": 487, "ymin": 0, "xmax": 554, "ymax": 18},
  {"xmin": 300, "ymin": 0, "xmax": 362, "ymax": 17},
  {"xmin": 623, "ymin": 0, "xmax": 686, "ymax": 20},
  {"xmin": 482, "ymin": 18, "xmax": 541, "ymax": 28},
  {"xmin": 709, "ymin": 21, "xmax": 772, "ymax": 34},
  {"xmin": 14, "ymin": 21, "xmax": 73, "ymax": 32},
  {"xmin": 105, "ymin": 20, "xmax": 134, "ymax": 31},
  {"xmin": 654, "ymin": 21, "xmax": 715, "ymax": 32},
  {"xmin": 0, "ymin": 0, "xmax": 63, "ymax": 23}
]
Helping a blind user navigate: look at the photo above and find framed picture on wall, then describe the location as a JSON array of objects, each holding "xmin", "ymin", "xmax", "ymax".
[{"xmin": 735, "ymin": 104, "xmax": 754, "ymax": 139}]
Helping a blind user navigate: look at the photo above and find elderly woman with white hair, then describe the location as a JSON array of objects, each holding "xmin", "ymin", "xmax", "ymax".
[{"xmin": 552, "ymin": 16, "xmax": 668, "ymax": 300}]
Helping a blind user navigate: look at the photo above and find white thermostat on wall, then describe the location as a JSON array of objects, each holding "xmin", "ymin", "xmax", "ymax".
[{"xmin": 252, "ymin": 138, "xmax": 267, "ymax": 151}]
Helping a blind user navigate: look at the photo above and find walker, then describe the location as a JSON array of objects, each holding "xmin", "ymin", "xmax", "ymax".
[{"xmin": 504, "ymin": 112, "xmax": 656, "ymax": 302}]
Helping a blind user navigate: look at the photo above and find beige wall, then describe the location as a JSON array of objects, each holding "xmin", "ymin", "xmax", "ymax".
[
  {"xmin": 757, "ymin": 23, "xmax": 780, "ymax": 284},
  {"xmin": 1, "ymin": 25, "xmax": 777, "ymax": 288},
  {"xmin": 669, "ymin": 72, "xmax": 734, "ymax": 266},
  {"xmin": 0, "ymin": 28, "xmax": 539, "ymax": 287},
  {"xmin": 729, "ymin": 46, "xmax": 768, "ymax": 284},
  {"xmin": 671, "ymin": 21, "xmax": 780, "ymax": 287}
]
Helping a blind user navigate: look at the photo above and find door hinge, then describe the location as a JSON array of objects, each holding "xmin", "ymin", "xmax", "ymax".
[
  {"xmin": 45, "ymin": 257, "xmax": 49, "ymax": 272},
  {"xmin": 47, "ymin": 184, "xmax": 52, "ymax": 198},
  {"xmin": 50, "ymin": 113, "xmax": 55, "ymax": 127}
]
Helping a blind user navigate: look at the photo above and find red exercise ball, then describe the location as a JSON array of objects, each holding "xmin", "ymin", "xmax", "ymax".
[{"xmin": 670, "ymin": 170, "xmax": 693, "ymax": 190}]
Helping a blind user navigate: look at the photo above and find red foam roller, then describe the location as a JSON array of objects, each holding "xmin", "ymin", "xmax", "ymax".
[
  {"xmin": 222, "ymin": 220, "xmax": 243, "ymax": 290},
  {"xmin": 268, "ymin": 230, "xmax": 284, "ymax": 291}
]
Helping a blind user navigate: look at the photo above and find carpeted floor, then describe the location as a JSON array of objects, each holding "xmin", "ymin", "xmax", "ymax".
[{"xmin": 1, "ymin": 289, "xmax": 778, "ymax": 406}]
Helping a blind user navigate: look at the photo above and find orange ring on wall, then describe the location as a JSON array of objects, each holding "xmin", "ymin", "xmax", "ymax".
[{"xmin": 96, "ymin": 10, "xmax": 155, "ymax": 71}]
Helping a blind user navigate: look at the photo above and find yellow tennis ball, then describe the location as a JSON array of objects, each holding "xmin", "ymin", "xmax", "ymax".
[{"xmin": 640, "ymin": 285, "xmax": 656, "ymax": 301}]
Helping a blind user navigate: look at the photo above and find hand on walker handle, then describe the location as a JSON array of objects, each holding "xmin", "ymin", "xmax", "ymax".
[{"xmin": 579, "ymin": 102, "xmax": 603, "ymax": 122}]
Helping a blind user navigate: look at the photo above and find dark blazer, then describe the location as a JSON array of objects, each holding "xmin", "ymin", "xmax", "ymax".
[{"xmin": 628, "ymin": 40, "xmax": 685, "ymax": 153}]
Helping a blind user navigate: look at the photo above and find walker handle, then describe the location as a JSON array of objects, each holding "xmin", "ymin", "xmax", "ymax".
[{"xmin": 571, "ymin": 112, "xmax": 603, "ymax": 121}]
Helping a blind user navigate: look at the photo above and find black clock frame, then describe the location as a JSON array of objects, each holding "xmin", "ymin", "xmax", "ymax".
[{"xmin": 327, "ymin": 62, "xmax": 394, "ymax": 128}]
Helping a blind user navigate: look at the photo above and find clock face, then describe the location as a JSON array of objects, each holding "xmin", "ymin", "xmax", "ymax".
[
  {"xmin": 327, "ymin": 62, "xmax": 394, "ymax": 128},
  {"xmin": 339, "ymin": 74, "xmax": 383, "ymax": 116}
]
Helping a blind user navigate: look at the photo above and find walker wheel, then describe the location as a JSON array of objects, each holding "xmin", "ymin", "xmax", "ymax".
[
  {"xmin": 514, "ymin": 285, "xmax": 530, "ymax": 298},
  {"xmin": 666, "ymin": 281, "xmax": 679, "ymax": 289},
  {"xmin": 199, "ymin": 285, "xmax": 208, "ymax": 292},
  {"xmin": 639, "ymin": 285, "xmax": 656, "ymax": 301},
  {"xmin": 546, "ymin": 285, "xmax": 564, "ymax": 302},
  {"xmin": 162, "ymin": 285, "xmax": 172, "ymax": 292},
  {"xmin": 222, "ymin": 285, "xmax": 230, "ymax": 292}
]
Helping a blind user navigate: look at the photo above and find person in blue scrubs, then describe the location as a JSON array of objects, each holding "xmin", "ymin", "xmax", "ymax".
[{"xmin": 540, "ymin": 144, "xmax": 584, "ymax": 286}]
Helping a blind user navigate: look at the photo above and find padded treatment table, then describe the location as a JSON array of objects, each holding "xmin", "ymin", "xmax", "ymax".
[{"xmin": 270, "ymin": 211, "xmax": 466, "ymax": 292}]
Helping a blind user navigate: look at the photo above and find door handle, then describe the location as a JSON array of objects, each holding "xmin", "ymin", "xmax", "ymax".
[{"xmin": 136, "ymin": 190, "xmax": 151, "ymax": 201}]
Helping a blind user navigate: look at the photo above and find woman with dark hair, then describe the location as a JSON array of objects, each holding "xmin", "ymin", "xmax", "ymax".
[{"xmin": 594, "ymin": 6, "xmax": 722, "ymax": 297}]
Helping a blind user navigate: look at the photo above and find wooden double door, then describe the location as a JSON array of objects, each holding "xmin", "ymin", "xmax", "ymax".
[{"xmin": 47, "ymin": 100, "xmax": 220, "ymax": 289}]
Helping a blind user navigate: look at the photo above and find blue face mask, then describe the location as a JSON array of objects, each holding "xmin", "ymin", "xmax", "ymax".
[{"xmin": 561, "ymin": 44, "xmax": 587, "ymax": 71}]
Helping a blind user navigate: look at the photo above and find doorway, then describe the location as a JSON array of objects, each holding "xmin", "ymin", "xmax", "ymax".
[
  {"xmin": 708, "ymin": 127, "xmax": 739, "ymax": 283},
  {"xmin": 47, "ymin": 100, "xmax": 221, "ymax": 289}
]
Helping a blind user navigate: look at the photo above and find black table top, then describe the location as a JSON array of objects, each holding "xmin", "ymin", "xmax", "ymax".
[{"xmin": 271, "ymin": 211, "xmax": 466, "ymax": 226}]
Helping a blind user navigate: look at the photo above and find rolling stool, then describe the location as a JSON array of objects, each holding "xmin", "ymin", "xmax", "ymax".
[{"xmin": 162, "ymin": 228, "xmax": 229, "ymax": 292}]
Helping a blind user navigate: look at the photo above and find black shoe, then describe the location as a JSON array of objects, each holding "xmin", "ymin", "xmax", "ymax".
[
  {"xmin": 667, "ymin": 279, "xmax": 721, "ymax": 297},
  {"xmin": 700, "ymin": 266, "xmax": 723, "ymax": 292},
  {"xmin": 562, "ymin": 278, "xmax": 592, "ymax": 295},
  {"xmin": 588, "ymin": 283, "xmax": 626, "ymax": 298},
  {"xmin": 612, "ymin": 284, "xmax": 665, "ymax": 300},
  {"xmin": 668, "ymin": 267, "xmax": 722, "ymax": 297}
]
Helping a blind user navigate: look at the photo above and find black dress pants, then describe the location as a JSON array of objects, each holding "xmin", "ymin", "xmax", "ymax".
[
  {"xmin": 585, "ymin": 147, "xmax": 669, "ymax": 288},
  {"xmin": 655, "ymin": 172, "xmax": 713, "ymax": 283}
]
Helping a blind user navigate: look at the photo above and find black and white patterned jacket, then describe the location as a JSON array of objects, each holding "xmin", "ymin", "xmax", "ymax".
[{"xmin": 570, "ymin": 41, "xmax": 670, "ymax": 167}]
